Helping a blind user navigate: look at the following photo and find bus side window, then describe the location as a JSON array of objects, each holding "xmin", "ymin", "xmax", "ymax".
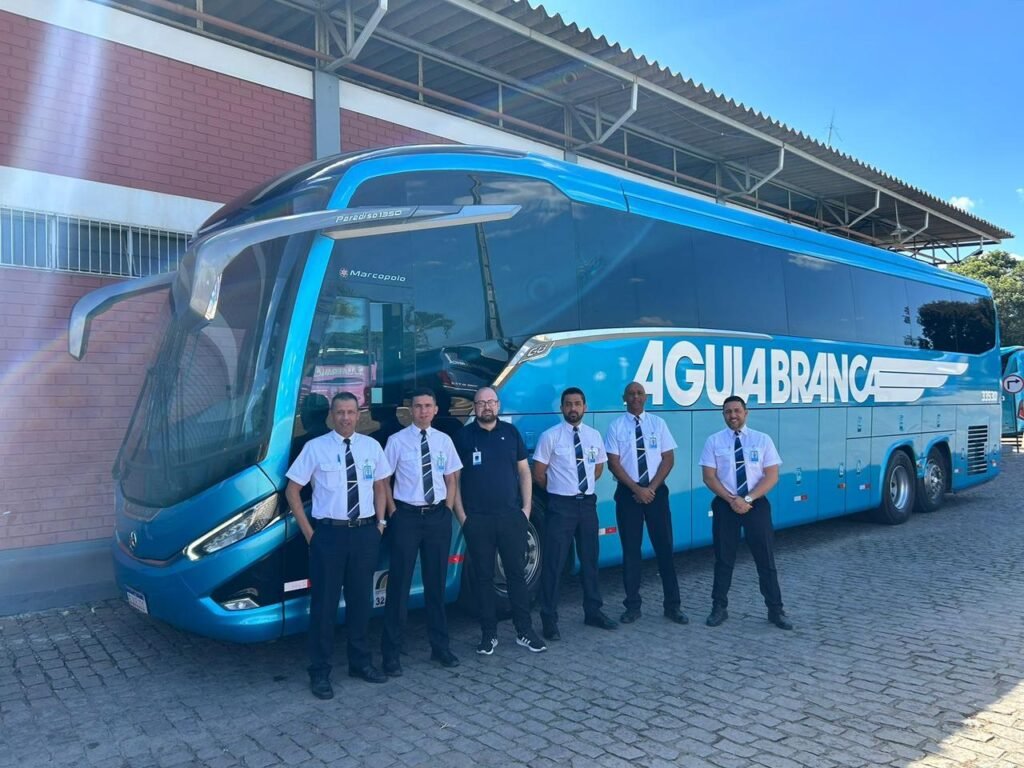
[
  {"xmin": 783, "ymin": 253, "xmax": 857, "ymax": 341},
  {"xmin": 575, "ymin": 206, "xmax": 698, "ymax": 331},
  {"xmin": 692, "ymin": 231, "xmax": 787, "ymax": 335},
  {"xmin": 851, "ymin": 268, "xmax": 909, "ymax": 347}
]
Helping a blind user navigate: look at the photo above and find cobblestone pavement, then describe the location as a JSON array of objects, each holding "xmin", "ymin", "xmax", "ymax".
[{"xmin": 3, "ymin": 449, "xmax": 1024, "ymax": 768}]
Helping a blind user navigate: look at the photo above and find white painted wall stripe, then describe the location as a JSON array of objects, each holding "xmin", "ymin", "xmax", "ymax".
[{"xmin": 0, "ymin": 166, "xmax": 220, "ymax": 232}]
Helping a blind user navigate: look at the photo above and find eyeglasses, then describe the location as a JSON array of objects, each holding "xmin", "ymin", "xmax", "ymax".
[{"xmin": 474, "ymin": 400, "xmax": 499, "ymax": 408}]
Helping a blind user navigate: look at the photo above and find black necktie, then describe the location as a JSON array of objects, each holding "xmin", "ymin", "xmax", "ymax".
[
  {"xmin": 734, "ymin": 432, "xmax": 748, "ymax": 497},
  {"xmin": 635, "ymin": 416, "xmax": 649, "ymax": 486},
  {"xmin": 420, "ymin": 429, "xmax": 435, "ymax": 504},
  {"xmin": 344, "ymin": 438, "xmax": 359, "ymax": 520},
  {"xmin": 573, "ymin": 426, "xmax": 588, "ymax": 494}
]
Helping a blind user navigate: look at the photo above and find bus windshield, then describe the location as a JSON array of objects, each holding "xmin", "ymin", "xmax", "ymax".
[{"xmin": 117, "ymin": 241, "xmax": 304, "ymax": 508}]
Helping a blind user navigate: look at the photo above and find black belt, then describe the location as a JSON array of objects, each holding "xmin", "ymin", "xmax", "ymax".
[
  {"xmin": 552, "ymin": 493, "xmax": 591, "ymax": 501},
  {"xmin": 316, "ymin": 516, "xmax": 377, "ymax": 528},
  {"xmin": 396, "ymin": 501, "xmax": 447, "ymax": 514}
]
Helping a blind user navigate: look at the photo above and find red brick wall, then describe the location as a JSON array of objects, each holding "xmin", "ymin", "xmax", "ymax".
[
  {"xmin": 0, "ymin": 10, "xmax": 312, "ymax": 202},
  {"xmin": 0, "ymin": 11, "xmax": 468, "ymax": 552},
  {"xmin": 0, "ymin": 267, "xmax": 165, "ymax": 550},
  {"xmin": 341, "ymin": 109, "xmax": 453, "ymax": 152}
]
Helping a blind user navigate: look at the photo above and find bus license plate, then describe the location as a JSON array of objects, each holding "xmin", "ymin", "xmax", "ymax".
[{"xmin": 125, "ymin": 587, "xmax": 149, "ymax": 614}]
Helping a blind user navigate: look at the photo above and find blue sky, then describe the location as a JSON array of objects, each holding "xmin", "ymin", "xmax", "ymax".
[{"xmin": 530, "ymin": 0, "xmax": 1023, "ymax": 259}]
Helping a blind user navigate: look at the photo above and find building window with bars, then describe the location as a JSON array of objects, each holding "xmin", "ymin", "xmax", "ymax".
[{"xmin": 0, "ymin": 207, "xmax": 190, "ymax": 277}]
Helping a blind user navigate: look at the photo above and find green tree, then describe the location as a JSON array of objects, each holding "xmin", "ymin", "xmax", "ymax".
[{"xmin": 946, "ymin": 250, "xmax": 1024, "ymax": 346}]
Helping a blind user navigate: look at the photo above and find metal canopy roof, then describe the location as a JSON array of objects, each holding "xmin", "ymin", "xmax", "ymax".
[{"xmin": 95, "ymin": 0, "xmax": 1012, "ymax": 262}]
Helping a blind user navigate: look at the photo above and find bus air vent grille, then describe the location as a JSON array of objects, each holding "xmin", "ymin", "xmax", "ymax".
[{"xmin": 966, "ymin": 425, "xmax": 988, "ymax": 475}]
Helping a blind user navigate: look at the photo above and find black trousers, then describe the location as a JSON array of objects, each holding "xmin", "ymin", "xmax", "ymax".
[
  {"xmin": 710, "ymin": 496, "xmax": 783, "ymax": 612},
  {"xmin": 463, "ymin": 509, "xmax": 534, "ymax": 637},
  {"xmin": 615, "ymin": 484, "xmax": 680, "ymax": 613},
  {"xmin": 307, "ymin": 522, "xmax": 381, "ymax": 676},
  {"xmin": 381, "ymin": 503, "xmax": 453, "ymax": 660},
  {"xmin": 539, "ymin": 493, "xmax": 603, "ymax": 624}
]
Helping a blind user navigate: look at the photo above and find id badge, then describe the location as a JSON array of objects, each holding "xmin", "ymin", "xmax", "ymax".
[
  {"xmin": 362, "ymin": 460, "xmax": 374, "ymax": 480},
  {"xmin": 436, "ymin": 453, "xmax": 447, "ymax": 472},
  {"xmin": 649, "ymin": 435, "xmax": 658, "ymax": 450},
  {"xmin": 586, "ymin": 446, "xmax": 598, "ymax": 464},
  {"xmin": 472, "ymin": 450, "xmax": 482, "ymax": 466},
  {"xmin": 750, "ymin": 449, "xmax": 760, "ymax": 463}
]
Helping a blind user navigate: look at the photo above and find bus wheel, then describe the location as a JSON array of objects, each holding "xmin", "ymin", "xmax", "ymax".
[
  {"xmin": 495, "ymin": 500, "xmax": 544, "ymax": 618},
  {"xmin": 873, "ymin": 451, "xmax": 916, "ymax": 525},
  {"xmin": 457, "ymin": 500, "xmax": 545, "ymax": 619},
  {"xmin": 915, "ymin": 447, "xmax": 948, "ymax": 513}
]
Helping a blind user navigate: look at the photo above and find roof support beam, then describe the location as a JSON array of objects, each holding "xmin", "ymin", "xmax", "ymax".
[
  {"xmin": 723, "ymin": 146, "xmax": 785, "ymax": 200},
  {"xmin": 576, "ymin": 81, "xmax": 638, "ymax": 150},
  {"xmin": 323, "ymin": 0, "xmax": 387, "ymax": 71}
]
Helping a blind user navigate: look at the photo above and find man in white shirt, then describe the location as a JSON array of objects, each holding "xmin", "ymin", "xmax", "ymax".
[
  {"xmin": 285, "ymin": 392, "xmax": 392, "ymax": 699},
  {"xmin": 533, "ymin": 387, "xmax": 618, "ymax": 640},
  {"xmin": 698, "ymin": 395, "xmax": 792, "ymax": 630},
  {"xmin": 604, "ymin": 381, "xmax": 687, "ymax": 626},
  {"xmin": 381, "ymin": 388, "xmax": 464, "ymax": 675}
]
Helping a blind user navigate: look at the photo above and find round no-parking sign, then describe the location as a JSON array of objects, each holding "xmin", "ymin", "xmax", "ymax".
[{"xmin": 1003, "ymin": 373, "xmax": 1024, "ymax": 394}]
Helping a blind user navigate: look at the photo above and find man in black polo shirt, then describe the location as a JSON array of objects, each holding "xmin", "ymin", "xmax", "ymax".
[{"xmin": 453, "ymin": 387, "xmax": 547, "ymax": 655}]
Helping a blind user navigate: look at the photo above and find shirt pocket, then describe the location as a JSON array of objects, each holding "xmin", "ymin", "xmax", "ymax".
[
  {"xmin": 713, "ymin": 448, "xmax": 733, "ymax": 475},
  {"xmin": 317, "ymin": 462, "xmax": 342, "ymax": 490}
]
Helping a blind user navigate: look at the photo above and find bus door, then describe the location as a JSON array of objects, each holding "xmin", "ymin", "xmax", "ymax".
[{"xmin": 282, "ymin": 280, "xmax": 412, "ymax": 635}]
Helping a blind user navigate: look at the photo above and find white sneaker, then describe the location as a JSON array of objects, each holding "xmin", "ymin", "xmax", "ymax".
[{"xmin": 516, "ymin": 631, "xmax": 547, "ymax": 653}]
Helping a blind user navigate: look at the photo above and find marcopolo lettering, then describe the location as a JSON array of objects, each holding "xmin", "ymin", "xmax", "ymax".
[
  {"xmin": 633, "ymin": 340, "xmax": 968, "ymax": 407},
  {"xmin": 339, "ymin": 268, "xmax": 406, "ymax": 282}
]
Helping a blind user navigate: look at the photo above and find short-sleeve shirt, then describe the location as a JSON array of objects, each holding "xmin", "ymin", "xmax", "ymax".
[
  {"xmin": 604, "ymin": 411, "xmax": 678, "ymax": 484},
  {"xmin": 385, "ymin": 424, "xmax": 463, "ymax": 505},
  {"xmin": 698, "ymin": 425, "xmax": 782, "ymax": 496},
  {"xmin": 454, "ymin": 419, "xmax": 528, "ymax": 516},
  {"xmin": 286, "ymin": 430, "xmax": 392, "ymax": 520},
  {"xmin": 533, "ymin": 421, "xmax": 607, "ymax": 497}
]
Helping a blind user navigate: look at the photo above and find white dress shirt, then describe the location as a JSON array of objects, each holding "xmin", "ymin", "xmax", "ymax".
[
  {"xmin": 603, "ymin": 411, "xmax": 677, "ymax": 484},
  {"xmin": 286, "ymin": 431, "xmax": 392, "ymax": 520},
  {"xmin": 385, "ymin": 424, "xmax": 463, "ymax": 505},
  {"xmin": 533, "ymin": 421, "xmax": 607, "ymax": 497},
  {"xmin": 698, "ymin": 426, "xmax": 781, "ymax": 495}
]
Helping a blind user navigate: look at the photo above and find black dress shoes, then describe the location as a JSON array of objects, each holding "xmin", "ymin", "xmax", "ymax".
[
  {"xmin": 430, "ymin": 648, "xmax": 461, "ymax": 668},
  {"xmin": 382, "ymin": 658, "xmax": 403, "ymax": 677},
  {"xmin": 664, "ymin": 608, "xmax": 689, "ymax": 625},
  {"xmin": 619, "ymin": 610, "xmax": 641, "ymax": 624},
  {"xmin": 542, "ymin": 622, "xmax": 561, "ymax": 641},
  {"xmin": 705, "ymin": 606, "xmax": 728, "ymax": 627},
  {"xmin": 348, "ymin": 665, "xmax": 388, "ymax": 683},
  {"xmin": 768, "ymin": 611, "xmax": 794, "ymax": 630},
  {"xmin": 583, "ymin": 612, "xmax": 618, "ymax": 630},
  {"xmin": 310, "ymin": 674, "xmax": 333, "ymax": 699}
]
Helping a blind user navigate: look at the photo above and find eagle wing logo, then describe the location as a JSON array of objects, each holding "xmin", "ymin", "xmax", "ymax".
[{"xmin": 866, "ymin": 357, "xmax": 969, "ymax": 403}]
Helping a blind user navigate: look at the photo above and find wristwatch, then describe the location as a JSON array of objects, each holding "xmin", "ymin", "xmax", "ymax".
[
  {"xmin": 743, "ymin": 495, "xmax": 753, "ymax": 504},
  {"xmin": 377, "ymin": 519, "xmax": 387, "ymax": 528}
]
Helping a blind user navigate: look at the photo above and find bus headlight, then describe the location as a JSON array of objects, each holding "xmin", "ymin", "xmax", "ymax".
[{"xmin": 185, "ymin": 496, "xmax": 280, "ymax": 561}]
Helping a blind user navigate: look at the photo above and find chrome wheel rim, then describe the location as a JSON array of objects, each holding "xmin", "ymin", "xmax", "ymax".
[
  {"xmin": 889, "ymin": 463, "xmax": 911, "ymax": 510},
  {"xmin": 923, "ymin": 457, "xmax": 944, "ymax": 503}
]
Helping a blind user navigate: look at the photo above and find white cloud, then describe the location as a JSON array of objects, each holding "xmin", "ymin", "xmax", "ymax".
[
  {"xmin": 948, "ymin": 195, "xmax": 976, "ymax": 211},
  {"xmin": 1017, "ymin": 187, "xmax": 1024, "ymax": 203}
]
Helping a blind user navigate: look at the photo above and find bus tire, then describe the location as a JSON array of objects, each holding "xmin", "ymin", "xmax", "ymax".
[
  {"xmin": 456, "ymin": 499, "xmax": 545, "ymax": 619},
  {"xmin": 915, "ymin": 446, "xmax": 948, "ymax": 514},
  {"xmin": 873, "ymin": 450, "xmax": 916, "ymax": 525},
  {"xmin": 498, "ymin": 502, "xmax": 544, "ymax": 617}
]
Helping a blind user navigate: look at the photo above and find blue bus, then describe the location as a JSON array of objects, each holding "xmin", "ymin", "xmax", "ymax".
[
  {"xmin": 69, "ymin": 146, "xmax": 1002, "ymax": 642},
  {"xmin": 1002, "ymin": 346, "xmax": 1024, "ymax": 437}
]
